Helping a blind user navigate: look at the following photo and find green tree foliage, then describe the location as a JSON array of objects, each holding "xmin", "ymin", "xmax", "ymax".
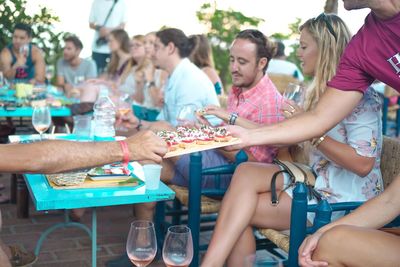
[
  {"xmin": 197, "ymin": 3, "xmax": 263, "ymax": 88},
  {"xmin": 0, "ymin": 0, "xmax": 68, "ymax": 67},
  {"xmin": 271, "ymin": 18, "xmax": 302, "ymax": 72}
]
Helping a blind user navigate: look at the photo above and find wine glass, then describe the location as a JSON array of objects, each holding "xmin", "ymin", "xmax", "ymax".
[
  {"xmin": 162, "ymin": 225, "xmax": 193, "ymax": 267},
  {"xmin": 126, "ymin": 220, "xmax": 157, "ymax": 267},
  {"xmin": 116, "ymin": 93, "xmax": 132, "ymax": 132},
  {"xmin": 176, "ymin": 104, "xmax": 198, "ymax": 127},
  {"xmin": 244, "ymin": 254, "xmax": 283, "ymax": 267},
  {"xmin": 46, "ymin": 65, "xmax": 54, "ymax": 85},
  {"xmin": 73, "ymin": 75, "xmax": 85, "ymax": 87},
  {"xmin": 283, "ymin": 83, "xmax": 304, "ymax": 106},
  {"xmin": 32, "ymin": 106, "xmax": 51, "ymax": 140},
  {"xmin": 19, "ymin": 44, "xmax": 29, "ymax": 68}
]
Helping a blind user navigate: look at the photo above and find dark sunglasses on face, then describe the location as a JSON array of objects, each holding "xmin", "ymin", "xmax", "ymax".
[{"xmin": 313, "ymin": 13, "xmax": 338, "ymax": 42}]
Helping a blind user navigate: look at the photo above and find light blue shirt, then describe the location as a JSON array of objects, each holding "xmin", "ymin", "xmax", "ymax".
[{"xmin": 157, "ymin": 58, "xmax": 219, "ymax": 125}]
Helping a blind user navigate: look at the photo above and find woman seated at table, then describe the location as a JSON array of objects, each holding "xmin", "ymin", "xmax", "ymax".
[
  {"xmin": 201, "ymin": 14, "xmax": 383, "ymax": 267},
  {"xmin": 78, "ymin": 29, "xmax": 132, "ymax": 103},
  {"xmin": 142, "ymin": 31, "xmax": 168, "ymax": 110}
]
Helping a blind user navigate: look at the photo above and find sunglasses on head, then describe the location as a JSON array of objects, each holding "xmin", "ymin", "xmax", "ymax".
[{"xmin": 314, "ymin": 13, "xmax": 338, "ymax": 42}]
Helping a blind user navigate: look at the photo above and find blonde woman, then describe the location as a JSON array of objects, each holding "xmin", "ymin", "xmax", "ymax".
[
  {"xmin": 201, "ymin": 14, "xmax": 383, "ymax": 267},
  {"xmin": 188, "ymin": 34, "xmax": 223, "ymax": 95}
]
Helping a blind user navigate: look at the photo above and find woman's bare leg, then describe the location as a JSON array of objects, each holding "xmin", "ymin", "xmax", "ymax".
[
  {"xmin": 225, "ymin": 193, "xmax": 292, "ymax": 267},
  {"xmin": 201, "ymin": 162, "xmax": 291, "ymax": 267},
  {"xmin": 313, "ymin": 225, "xmax": 400, "ymax": 267}
]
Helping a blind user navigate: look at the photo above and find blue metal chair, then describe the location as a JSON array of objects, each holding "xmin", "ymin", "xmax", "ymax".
[
  {"xmin": 132, "ymin": 104, "xmax": 160, "ymax": 121},
  {"xmin": 259, "ymin": 136, "xmax": 400, "ymax": 267},
  {"xmin": 155, "ymin": 150, "xmax": 248, "ymax": 267}
]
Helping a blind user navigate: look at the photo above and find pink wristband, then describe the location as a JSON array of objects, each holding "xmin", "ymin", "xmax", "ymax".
[{"xmin": 118, "ymin": 140, "xmax": 130, "ymax": 166}]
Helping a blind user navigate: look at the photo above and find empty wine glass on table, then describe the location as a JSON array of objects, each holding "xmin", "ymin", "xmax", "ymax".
[
  {"xmin": 176, "ymin": 104, "xmax": 198, "ymax": 127},
  {"xmin": 73, "ymin": 75, "xmax": 85, "ymax": 87},
  {"xmin": 163, "ymin": 225, "xmax": 193, "ymax": 267},
  {"xmin": 32, "ymin": 106, "xmax": 51, "ymax": 140},
  {"xmin": 126, "ymin": 220, "xmax": 157, "ymax": 267},
  {"xmin": 283, "ymin": 83, "xmax": 304, "ymax": 106},
  {"xmin": 45, "ymin": 65, "xmax": 55, "ymax": 85}
]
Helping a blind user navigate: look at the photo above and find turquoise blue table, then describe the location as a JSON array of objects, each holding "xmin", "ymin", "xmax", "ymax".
[
  {"xmin": 0, "ymin": 88, "xmax": 72, "ymax": 117},
  {"xmin": 25, "ymin": 174, "xmax": 174, "ymax": 267},
  {"xmin": 0, "ymin": 106, "xmax": 71, "ymax": 117},
  {"xmin": 9, "ymin": 134, "xmax": 175, "ymax": 267}
]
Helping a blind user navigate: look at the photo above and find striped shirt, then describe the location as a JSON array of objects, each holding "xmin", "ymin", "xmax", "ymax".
[{"xmin": 227, "ymin": 74, "xmax": 283, "ymax": 163}]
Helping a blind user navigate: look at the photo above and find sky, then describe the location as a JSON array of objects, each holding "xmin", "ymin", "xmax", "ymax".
[{"xmin": 25, "ymin": 0, "xmax": 370, "ymax": 58}]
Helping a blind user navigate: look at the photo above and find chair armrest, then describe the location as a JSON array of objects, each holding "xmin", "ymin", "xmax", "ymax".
[
  {"xmin": 307, "ymin": 201, "xmax": 364, "ymax": 213},
  {"xmin": 202, "ymin": 164, "xmax": 236, "ymax": 175},
  {"xmin": 201, "ymin": 149, "xmax": 248, "ymax": 176}
]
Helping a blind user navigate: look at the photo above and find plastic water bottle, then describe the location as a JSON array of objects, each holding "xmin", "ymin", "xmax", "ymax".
[{"xmin": 93, "ymin": 86, "xmax": 116, "ymax": 140}]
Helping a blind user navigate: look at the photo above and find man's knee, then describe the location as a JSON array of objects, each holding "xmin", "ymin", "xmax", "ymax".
[{"xmin": 313, "ymin": 225, "xmax": 353, "ymax": 260}]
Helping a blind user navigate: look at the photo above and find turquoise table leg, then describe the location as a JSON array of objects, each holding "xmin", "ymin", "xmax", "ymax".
[
  {"xmin": 34, "ymin": 210, "xmax": 93, "ymax": 261},
  {"xmin": 92, "ymin": 208, "xmax": 97, "ymax": 267}
]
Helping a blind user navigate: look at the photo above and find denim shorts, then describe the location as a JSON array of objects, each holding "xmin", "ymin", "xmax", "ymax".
[{"xmin": 171, "ymin": 149, "xmax": 232, "ymax": 189}]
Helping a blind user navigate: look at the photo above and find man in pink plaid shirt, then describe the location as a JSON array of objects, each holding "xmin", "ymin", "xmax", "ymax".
[
  {"xmin": 227, "ymin": 73, "xmax": 283, "ymax": 163},
  {"xmin": 165, "ymin": 29, "xmax": 284, "ymax": 190}
]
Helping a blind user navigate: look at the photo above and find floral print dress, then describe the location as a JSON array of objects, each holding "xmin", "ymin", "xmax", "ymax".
[{"xmin": 285, "ymin": 87, "xmax": 383, "ymax": 221}]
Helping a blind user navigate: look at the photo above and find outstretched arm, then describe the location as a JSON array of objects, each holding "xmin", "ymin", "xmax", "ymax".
[
  {"xmin": 32, "ymin": 46, "xmax": 45, "ymax": 84},
  {"xmin": 0, "ymin": 130, "xmax": 167, "ymax": 174},
  {"xmin": 227, "ymin": 88, "xmax": 363, "ymax": 149},
  {"xmin": 299, "ymin": 175, "xmax": 400, "ymax": 266}
]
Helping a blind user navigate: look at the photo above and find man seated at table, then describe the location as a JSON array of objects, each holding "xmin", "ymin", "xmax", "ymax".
[
  {"xmin": 116, "ymin": 29, "xmax": 284, "ymax": 224},
  {"xmin": 56, "ymin": 35, "xmax": 97, "ymax": 98},
  {"xmin": 0, "ymin": 23, "xmax": 45, "ymax": 84},
  {"xmin": 0, "ymin": 130, "xmax": 167, "ymax": 267},
  {"xmin": 116, "ymin": 28, "xmax": 220, "ymax": 137}
]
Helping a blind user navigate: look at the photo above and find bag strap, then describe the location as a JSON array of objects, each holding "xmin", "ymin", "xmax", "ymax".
[
  {"xmin": 101, "ymin": 0, "xmax": 119, "ymax": 27},
  {"xmin": 270, "ymin": 159, "xmax": 318, "ymax": 205},
  {"xmin": 275, "ymin": 159, "xmax": 316, "ymax": 186},
  {"xmin": 270, "ymin": 170, "xmax": 286, "ymax": 205}
]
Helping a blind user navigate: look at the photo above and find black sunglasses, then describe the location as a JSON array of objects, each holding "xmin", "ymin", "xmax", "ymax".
[{"xmin": 314, "ymin": 13, "xmax": 338, "ymax": 42}]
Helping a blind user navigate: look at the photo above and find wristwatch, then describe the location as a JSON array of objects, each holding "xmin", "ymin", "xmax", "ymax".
[
  {"xmin": 145, "ymin": 81, "xmax": 156, "ymax": 88},
  {"xmin": 136, "ymin": 118, "xmax": 143, "ymax": 131},
  {"xmin": 228, "ymin": 112, "xmax": 238, "ymax": 125}
]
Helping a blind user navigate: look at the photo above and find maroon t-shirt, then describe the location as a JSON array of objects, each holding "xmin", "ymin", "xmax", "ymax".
[{"xmin": 328, "ymin": 11, "xmax": 400, "ymax": 93}]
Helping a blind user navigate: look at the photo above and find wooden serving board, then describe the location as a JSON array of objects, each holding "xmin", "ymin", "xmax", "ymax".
[
  {"xmin": 164, "ymin": 138, "xmax": 242, "ymax": 158},
  {"xmin": 46, "ymin": 176, "xmax": 144, "ymax": 190}
]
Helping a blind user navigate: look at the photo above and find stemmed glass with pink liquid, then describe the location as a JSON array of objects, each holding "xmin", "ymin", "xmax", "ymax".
[
  {"xmin": 116, "ymin": 93, "xmax": 132, "ymax": 132},
  {"xmin": 126, "ymin": 220, "xmax": 157, "ymax": 267},
  {"xmin": 32, "ymin": 106, "xmax": 51, "ymax": 140},
  {"xmin": 162, "ymin": 225, "xmax": 193, "ymax": 267}
]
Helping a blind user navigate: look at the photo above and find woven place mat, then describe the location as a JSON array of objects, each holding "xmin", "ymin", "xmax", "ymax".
[{"xmin": 46, "ymin": 172, "xmax": 144, "ymax": 190}]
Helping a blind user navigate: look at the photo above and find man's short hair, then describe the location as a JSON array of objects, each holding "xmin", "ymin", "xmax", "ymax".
[
  {"xmin": 156, "ymin": 28, "xmax": 191, "ymax": 58},
  {"xmin": 275, "ymin": 41, "xmax": 285, "ymax": 58},
  {"xmin": 64, "ymin": 35, "xmax": 83, "ymax": 50},
  {"xmin": 235, "ymin": 29, "xmax": 277, "ymax": 74},
  {"xmin": 14, "ymin": 23, "xmax": 33, "ymax": 38}
]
